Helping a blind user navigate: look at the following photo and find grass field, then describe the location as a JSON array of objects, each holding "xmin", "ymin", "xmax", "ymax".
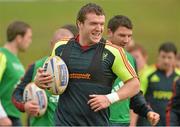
[
  {"xmin": 0, "ymin": 0, "xmax": 179, "ymax": 125},
  {"xmin": 0, "ymin": 0, "xmax": 180, "ymax": 68}
]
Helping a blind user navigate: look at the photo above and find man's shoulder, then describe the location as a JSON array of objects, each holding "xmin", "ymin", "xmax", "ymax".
[
  {"xmin": 0, "ymin": 51, "xmax": 7, "ymax": 64},
  {"xmin": 54, "ymin": 40, "xmax": 70, "ymax": 49},
  {"xmin": 105, "ymin": 41, "xmax": 125, "ymax": 56},
  {"xmin": 51, "ymin": 40, "xmax": 70, "ymax": 56},
  {"xmin": 175, "ymin": 68, "xmax": 180, "ymax": 76},
  {"xmin": 0, "ymin": 47, "xmax": 5, "ymax": 54},
  {"xmin": 141, "ymin": 64, "xmax": 157, "ymax": 78}
]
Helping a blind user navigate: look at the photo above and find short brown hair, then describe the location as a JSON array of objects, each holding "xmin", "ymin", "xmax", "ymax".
[
  {"xmin": 158, "ymin": 42, "xmax": 177, "ymax": 55},
  {"xmin": 108, "ymin": 15, "xmax": 133, "ymax": 33},
  {"xmin": 7, "ymin": 21, "xmax": 31, "ymax": 42},
  {"xmin": 76, "ymin": 3, "xmax": 105, "ymax": 24}
]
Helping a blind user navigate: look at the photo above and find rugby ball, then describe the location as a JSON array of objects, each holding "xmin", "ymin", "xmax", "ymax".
[
  {"xmin": 43, "ymin": 55, "xmax": 69, "ymax": 95},
  {"xmin": 23, "ymin": 82, "xmax": 47, "ymax": 117}
]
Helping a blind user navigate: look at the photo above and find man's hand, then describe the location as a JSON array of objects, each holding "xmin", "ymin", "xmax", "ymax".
[
  {"xmin": 24, "ymin": 100, "xmax": 40, "ymax": 117},
  {"xmin": 147, "ymin": 111, "xmax": 160, "ymax": 126},
  {"xmin": 87, "ymin": 95, "xmax": 111, "ymax": 112},
  {"xmin": 0, "ymin": 117, "xmax": 12, "ymax": 126},
  {"xmin": 34, "ymin": 68, "xmax": 53, "ymax": 89}
]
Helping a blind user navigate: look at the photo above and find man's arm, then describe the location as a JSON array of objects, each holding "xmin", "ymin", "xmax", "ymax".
[
  {"xmin": 88, "ymin": 46, "xmax": 140, "ymax": 112},
  {"xmin": 130, "ymin": 91, "xmax": 160, "ymax": 126},
  {"xmin": 12, "ymin": 64, "xmax": 35, "ymax": 112},
  {"xmin": 0, "ymin": 53, "xmax": 11, "ymax": 126},
  {"xmin": 0, "ymin": 100, "xmax": 12, "ymax": 126},
  {"xmin": 130, "ymin": 91, "xmax": 152, "ymax": 117}
]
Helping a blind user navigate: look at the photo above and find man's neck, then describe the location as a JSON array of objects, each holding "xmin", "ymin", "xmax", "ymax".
[
  {"xmin": 79, "ymin": 35, "xmax": 95, "ymax": 46},
  {"xmin": 158, "ymin": 66, "xmax": 174, "ymax": 77},
  {"xmin": 165, "ymin": 68, "xmax": 174, "ymax": 77},
  {"xmin": 4, "ymin": 42, "xmax": 18, "ymax": 55}
]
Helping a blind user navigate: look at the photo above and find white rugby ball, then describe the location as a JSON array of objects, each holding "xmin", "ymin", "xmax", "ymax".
[
  {"xmin": 23, "ymin": 82, "xmax": 47, "ymax": 117},
  {"xmin": 43, "ymin": 56, "xmax": 69, "ymax": 95}
]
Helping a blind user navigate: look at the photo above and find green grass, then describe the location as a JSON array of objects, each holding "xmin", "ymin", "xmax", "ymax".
[
  {"xmin": 0, "ymin": 0, "xmax": 179, "ymax": 125},
  {"xmin": 0, "ymin": 0, "xmax": 179, "ymax": 67}
]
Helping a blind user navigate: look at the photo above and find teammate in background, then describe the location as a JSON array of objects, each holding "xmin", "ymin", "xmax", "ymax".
[
  {"xmin": 128, "ymin": 43, "xmax": 148, "ymax": 74},
  {"xmin": 0, "ymin": 101, "xmax": 12, "ymax": 126},
  {"xmin": 12, "ymin": 24, "xmax": 78, "ymax": 126},
  {"xmin": 127, "ymin": 43, "xmax": 150, "ymax": 125},
  {"xmin": 50, "ymin": 24, "xmax": 78, "ymax": 45},
  {"xmin": 107, "ymin": 15, "xmax": 159, "ymax": 126},
  {"xmin": 138, "ymin": 42, "xmax": 179, "ymax": 126},
  {"xmin": 166, "ymin": 77, "xmax": 180, "ymax": 126},
  {"xmin": 176, "ymin": 53, "xmax": 180, "ymax": 69},
  {"xmin": 34, "ymin": 3, "xmax": 140, "ymax": 126},
  {"xmin": 0, "ymin": 21, "xmax": 32, "ymax": 126}
]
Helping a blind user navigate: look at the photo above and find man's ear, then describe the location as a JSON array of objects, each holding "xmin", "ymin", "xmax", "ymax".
[
  {"xmin": 15, "ymin": 35, "xmax": 22, "ymax": 43},
  {"xmin": 77, "ymin": 20, "xmax": 82, "ymax": 29},
  {"xmin": 107, "ymin": 28, "xmax": 113, "ymax": 38}
]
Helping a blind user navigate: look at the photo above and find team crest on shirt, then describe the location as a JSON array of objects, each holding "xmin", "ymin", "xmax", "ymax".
[
  {"xmin": 49, "ymin": 95, "xmax": 59, "ymax": 103},
  {"xmin": 12, "ymin": 63, "xmax": 24, "ymax": 72},
  {"xmin": 150, "ymin": 74, "xmax": 160, "ymax": 82},
  {"xmin": 102, "ymin": 52, "xmax": 108, "ymax": 61}
]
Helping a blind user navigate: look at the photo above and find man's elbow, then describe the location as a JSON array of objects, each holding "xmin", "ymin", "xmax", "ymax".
[{"xmin": 130, "ymin": 78, "xmax": 140, "ymax": 96}]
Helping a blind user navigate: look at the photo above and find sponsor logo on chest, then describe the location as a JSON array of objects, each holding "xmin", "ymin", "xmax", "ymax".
[{"xmin": 12, "ymin": 62, "xmax": 24, "ymax": 72}]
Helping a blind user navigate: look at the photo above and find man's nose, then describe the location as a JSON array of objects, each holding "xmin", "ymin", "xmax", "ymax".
[
  {"xmin": 124, "ymin": 36, "xmax": 130, "ymax": 43},
  {"xmin": 96, "ymin": 24, "xmax": 102, "ymax": 30}
]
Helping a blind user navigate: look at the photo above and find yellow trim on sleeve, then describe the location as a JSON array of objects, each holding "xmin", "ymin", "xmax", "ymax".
[
  {"xmin": 105, "ymin": 44, "xmax": 137, "ymax": 82},
  {"xmin": 51, "ymin": 40, "xmax": 68, "ymax": 56},
  {"xmin": 0, "ymin": 53, "xmax": 7, "ymax": 82}
]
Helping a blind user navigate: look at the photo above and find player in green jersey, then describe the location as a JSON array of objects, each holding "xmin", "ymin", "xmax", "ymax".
[
  {"xmin": 107, "ymin": 15, "xmax": 159, "ymax": 126},
  {"xmin": 0, "ymin": 21, "xmax": 32, "ymax": 126},
  {"xmin": 12, "ymin": 24, "xmax": 78, "ymax": 126}
]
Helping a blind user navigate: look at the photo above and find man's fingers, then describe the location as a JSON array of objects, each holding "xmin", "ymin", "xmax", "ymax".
[
  {"xmin": 37, "ymin": 68, "xmax": 44, "ymax": 73},
  {"xmin": 39, "ymin": 84, "xmax": 51, "ymax": 89},
  {"xmin": 148, "ymin": 113, "xmax": 160, "ymax": 126},
  {"xmin": 89, "ymin": 101, "xmax": 99, "ymax": 107},
  {"xmin": 88, "ymin": 94, "xmax": 99, "ymax": 104},
  {"xmin": 89, "ymin": 94, "xmax": 97, "ymax": 98},
  {"xmin": 94, "ymin": 106, "xmax": 102, "ymax": 112}
]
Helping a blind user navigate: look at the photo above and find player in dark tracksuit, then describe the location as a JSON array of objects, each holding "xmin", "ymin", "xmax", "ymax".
[
  {"xmin": 166, "ymin": 77, "xmax": 180, "ymax": 126},
  {"xmin": 137, "ymin": 42, "xmax": 179, "ymax": 126}
]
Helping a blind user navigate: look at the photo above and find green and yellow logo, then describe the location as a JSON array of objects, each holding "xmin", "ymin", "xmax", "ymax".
[
  {"xmin": 150, "ymin": 74, "xmax": 160, "ymax": 82},
  {"xmin": 153, "ymin": 90, "xmax": 172, "ymax": 100}
]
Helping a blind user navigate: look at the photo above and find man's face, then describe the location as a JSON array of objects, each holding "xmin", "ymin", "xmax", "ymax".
[
  {"xmin": 18, "ymin": 28, "xmax": 32, "ymax": 52},
  {"xmin": 130, "ymin": 49, "xmax": 147, "ymax": 71},
  {"xmin": 157, "ymin": 51, "xmax": 176, "ymax": 71},
  {"xmin": 78, "ymin": 13, "xmax": 105, "ymax": 45},
  {"xmin": 108, "ymin": 26, "xmax": 132, "ymax": 48},
  {"xmin": 176, "ymin": 59, "xmax": 180, "ymax": 69}
]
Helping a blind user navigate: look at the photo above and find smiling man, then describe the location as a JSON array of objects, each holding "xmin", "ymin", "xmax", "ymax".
[{"xmin": 34, "ymin": 3, "xmax": 140, "ymax": 126}]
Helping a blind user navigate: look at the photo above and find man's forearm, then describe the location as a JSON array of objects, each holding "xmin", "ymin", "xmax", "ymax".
[{"xmin": 116, "ymin": 78, "xmax": 140, "ymax": 101}]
